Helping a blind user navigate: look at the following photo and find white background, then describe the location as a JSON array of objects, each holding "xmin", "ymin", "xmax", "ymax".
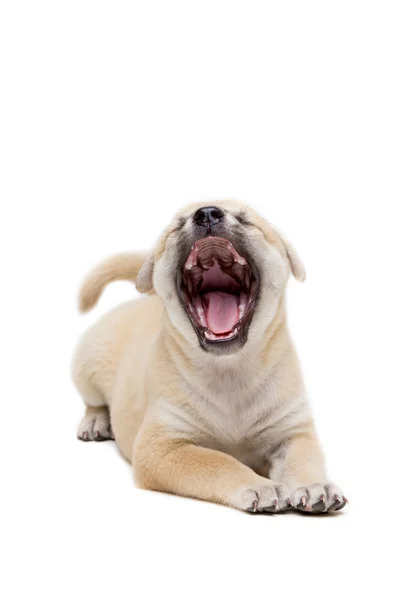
[{"xmin": 1, "ymin": 1, "xmax": 399, "ymax": 599}]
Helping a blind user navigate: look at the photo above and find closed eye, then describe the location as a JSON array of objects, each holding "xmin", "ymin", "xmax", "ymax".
[
  {"xmin": 235, "ymin": 210, "xmax": 267, "ymax": 241},
  {"xmin": 169, "ymin": 217, "xmax": 186, "ymax": 235},
  {"xmin": 235, "ymin": 210, "xmax": 253, "ymax": 227}
]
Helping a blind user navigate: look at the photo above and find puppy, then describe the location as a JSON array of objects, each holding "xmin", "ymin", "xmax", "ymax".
[{"xmin": 72, "ymin": 200, "xmax": 347, "ymax": 513}]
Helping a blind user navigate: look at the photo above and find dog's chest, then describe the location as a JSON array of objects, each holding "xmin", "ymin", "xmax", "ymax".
[{"xmin": 193, "ymin": 385, "xmax": 277, "ymax": 469}]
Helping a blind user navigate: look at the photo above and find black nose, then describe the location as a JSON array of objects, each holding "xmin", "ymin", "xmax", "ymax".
[{"xmin": 193, "ymin": 206, "xmax": 224, "ymax": 227}]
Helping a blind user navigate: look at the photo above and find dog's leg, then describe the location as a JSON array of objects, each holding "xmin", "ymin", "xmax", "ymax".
[
  {"xmin": 73, "ymin": 367, "xmax": 114, "ymax": 442},
  {"xmin": 268, "ymin": 433, "xmax": 347, "ymax": 513},
  {"xmin": 133, "ymin": 425, "xmax": 290, "ymax": 512}
]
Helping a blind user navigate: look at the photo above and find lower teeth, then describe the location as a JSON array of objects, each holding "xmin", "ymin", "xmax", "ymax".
[{"xmin": 204, "ymin": 328, "xmax": 238, "ymax": 341}]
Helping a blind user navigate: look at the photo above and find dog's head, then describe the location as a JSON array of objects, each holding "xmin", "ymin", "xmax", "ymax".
[{"xmin": 136, "ymin": 200, "xmax": 305, "ymax": 355}]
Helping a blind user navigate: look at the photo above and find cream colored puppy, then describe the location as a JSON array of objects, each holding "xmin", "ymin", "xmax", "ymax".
[{"xmin": 72, "ymin": 200, "xmax": 347, "ymax": 514}]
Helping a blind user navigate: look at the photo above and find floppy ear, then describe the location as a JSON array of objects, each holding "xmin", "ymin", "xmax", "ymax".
[
  {"xmin": 273, "ymin": 228, "xmax": 306, "ymax": 282},
  {"xmin": 136, "ymin": 255, "xmax": 155, "ymax": 293}
]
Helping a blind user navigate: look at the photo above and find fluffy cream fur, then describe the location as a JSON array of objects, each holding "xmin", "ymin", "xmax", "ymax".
[{"xmin": 72, "ymin": 199, "xmax": 346, "ymax": 513}]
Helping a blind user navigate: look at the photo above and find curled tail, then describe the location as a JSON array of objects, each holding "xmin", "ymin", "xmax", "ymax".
[{"xmin": 78, "ymin": 252, "xmax": 150, "ymax": 313}]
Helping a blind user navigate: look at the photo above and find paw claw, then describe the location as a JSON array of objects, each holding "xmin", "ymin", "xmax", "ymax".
[
  {"xmin": 247, "ymin": 499, "xmax": 258, "ymax": 513},
  {"xmin": 293, "ymin": 484, "xmax": 346, "ymax": 515}
]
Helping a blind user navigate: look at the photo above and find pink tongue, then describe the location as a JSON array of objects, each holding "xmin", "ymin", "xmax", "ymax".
[{"xmin": 203, "ymin": 292, "xmax": 239, "ymax": 334}]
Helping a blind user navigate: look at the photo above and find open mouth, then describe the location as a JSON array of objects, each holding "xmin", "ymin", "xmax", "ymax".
[{"xmin": 179, "ymin": 236, "xmax": 259, "ymax": 346}]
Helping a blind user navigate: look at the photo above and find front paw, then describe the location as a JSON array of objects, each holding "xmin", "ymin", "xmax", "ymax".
[
  {"xmin": 292, "ymin": 483, "xmax": 347, "ymax": 514},
  {"xmin": 230, "ymin": 478, "xmax": 291, "ymax": 513}
]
